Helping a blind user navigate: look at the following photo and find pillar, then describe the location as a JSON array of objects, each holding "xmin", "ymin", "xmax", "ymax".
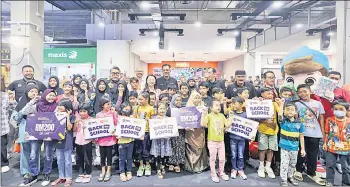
[
  {"xmin": 336, "ymin": 1, "xmax": 350, "ymax": 85},
  {"xmin": 10, "ymin": 1, "xmax": 44, "ymax": 81}
]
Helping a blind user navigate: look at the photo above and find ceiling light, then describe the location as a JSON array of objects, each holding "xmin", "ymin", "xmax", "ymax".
[
  {"xmin": 177, "ymin": 30, "xmax": 184, "ymax": 36},
  {"xmin": 296, "ymin": 24, "xmax": 303, "ymax": 28},
  {"xmin": 233, "ymin": 30, "xmax": 240, "ymax": 36},
  {"xmin": 140, "ymin": 1, "xmax": 151, "ymax": 10},
  {"xmin": 272, "ymin": 1, "xmax": 283, "ymax": 8},
  {"xmin": 98, "ymin": 22, "xmax": 105, "ymax": 27},
  {"xmin": 195, "ymin": 21, "xmax": 201, "ymax": 27},
  {"xmin": 327, "ymin": 32, "xmax": 334, "ymax": 36},
  {"xmin": 139, "ymin": 31, "xmax": 146, "ymax": 36},
  {"xmin": 217, "ymin": 30, "xmax": 223, "ymax": 36}
]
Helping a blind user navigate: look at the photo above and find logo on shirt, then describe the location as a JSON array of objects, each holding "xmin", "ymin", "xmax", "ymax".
[{"xmin": 17, "ymin": 83, "xmax": 22, "ymax": 88}]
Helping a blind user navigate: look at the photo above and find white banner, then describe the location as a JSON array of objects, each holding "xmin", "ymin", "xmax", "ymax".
[
  {"xmin": 84, "ymin": 117, "xmax": 114, "ymax": 140},
  {"xmin": 313, "ymin": 76, "xmax": 337, "ymax": 101},
  {"xmin": 226, "ymin": 115, "xmax": 259, "ymax": 141},
  {"xmin": 115, "ymin": 116, "xmax": 146, "ymax": 139},
  {"xmin": 149, "ymin": 117, "xmax": 179, "ymax": 140},
  {"xmin": 246, "ymin": 99, "xmax": 274, "ymax": 119}
]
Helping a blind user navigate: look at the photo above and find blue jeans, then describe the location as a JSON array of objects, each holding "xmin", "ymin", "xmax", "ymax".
[
  {"xmin": 119, "ymin": 142, "xmax": 134, "ymax": 173},
  {"xmin": 20, "ymin": 142, "xmax": 34, "ymax": 176},
  {"xmin": 230, "ymin": 138, "xmax": 245, "ymax": 171},
  {"xmin": 29, "ymin": 141, "xmax": 54, "ymax": 176},
  {"xmin": 56, "ymin": 148, "xmax": 72, "ymax": 179}
]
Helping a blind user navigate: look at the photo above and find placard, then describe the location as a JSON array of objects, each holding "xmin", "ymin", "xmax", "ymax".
[
  {"xmin": 313, "ymin": 76, "xmax": 337, "ymax": 101},
  {"xmin": 171, "ymin": 106, "xmax": 206, "ymax": 129},
  {"xmin": 84, "ymin": 117, "xmax": 114, "ymax": 140},
  {"xmin": 246, "ymin": 99, "xmax": 274, "ymax": 119},
  {"xmin": 149, "ymin": 117, "xmax": 179, "ymax": 140},
  {"xmin": 115, "ymin": 116, "xmax": 146, "ymax": 139},
  {"xmin": 25, "ymin": 112, "xmax": 66, "ymax": 141},
  {"xmin": 226, "ymin": 115, "xmax": 259, "ymax": 140}
]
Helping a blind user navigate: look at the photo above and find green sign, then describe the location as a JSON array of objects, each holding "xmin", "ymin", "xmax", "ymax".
[{"xmin": 44, "ymin": 48, "xmax": 96, "ymax": 63}]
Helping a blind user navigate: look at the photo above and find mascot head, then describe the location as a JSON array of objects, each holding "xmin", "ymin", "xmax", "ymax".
[{"xmin": 281, "ymin": 46, "xmax": 329, "ymax": 91}]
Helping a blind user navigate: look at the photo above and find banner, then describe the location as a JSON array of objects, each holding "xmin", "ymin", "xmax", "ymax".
[
  {"xmin": 171, "ymin": 106, "xmax": 207, "ymax": 129},
  {"xmin": 246, "ymin": 99, "xmax": 274, "ymax": 119},
  {"xmin": 115, "ymin": 116, "xmax": 146, "ymax": 139},
  {"xmin": 226, "ymin": 115, "xmax": 259, "ymax": 140},
  {"xmin": 25, "ymin": 112, "xmax": 67, "ymax": 141},
  {"xmin": 313, "ymin": 76, "xmax": 337, "ymax": 101},
  {"xmin": 84, "ymin": 117, "xmax": 114, "ymax": 140},
  {"xmin": 149, "ymin": 117, "xmax": 179, "ymax": 140}
]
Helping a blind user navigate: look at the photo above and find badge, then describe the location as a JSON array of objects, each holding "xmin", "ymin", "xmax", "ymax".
[
  {"xmin": 233, "ymin": 88, "xmax": 237, "ymax": 92},
  {"xmin": 18, "ymin": 83, "xmax": 22, "ymax": 88}
]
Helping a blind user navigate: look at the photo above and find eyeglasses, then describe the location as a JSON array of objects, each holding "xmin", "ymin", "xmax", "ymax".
[{"xmin": 111, "ymin": 72, "xmax": 120, "ymax": 75}]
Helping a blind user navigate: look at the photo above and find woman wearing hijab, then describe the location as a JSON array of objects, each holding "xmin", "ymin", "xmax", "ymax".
[
  {"xmin": 115, "ymin": 80, "xmax": 129, "ymax": 109},
  {"xmin": 48, "ymin": 76, "xmax": 64, "ymax": 95},
  {"xmin": 93, "ymin": 78, "xmax": 111, "ymax": 115},
  {"xmin": 77, "ymin": 78, "xmax": 93, "ymax": 105},
  {"xmin": 72, "ymin": 74, "xmax": 82, "ymax": 89}
]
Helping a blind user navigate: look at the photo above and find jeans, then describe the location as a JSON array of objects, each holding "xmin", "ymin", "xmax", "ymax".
[
  {"xmin": 100, "ymin": 146, "xmax": 113, "ymax": 167},
  {"xmin": 326, "ymin": 152, "xmax": 350, "ymax": 185},
  {"xmin": 208, "ymin": 141, "xmax": 225, "ymax": 177},
  {"xmin": 296, "ymin": 137, "xmax": 320, "ymax": 176},
  {"xmin": 76, "ymin": 143, "xmax": 93, "ymax": 175},
  {"xmin": 135, "ymin": 132, "xmax": 151, "ymax": 162},
  {"xmin": 118, "ymin": 142, "xmax": 134, "ymax": 173},
  {"xmin": 56, "ymin": 148, "xmax": 72, "ymax": 179},
  {"xmin": 280, "ymin": 149, "xmax": 298, "ymax": 181},
  {"xmin": 20, "ymin": 142, "xmax": 32, "ymax": 176},
  {"xmin": 29, "ymin": 141, "xmax": 54, "ymax": 176},
  {"xmin": 1, "ymin": 135, "xmax": 9, "ymax": 167},
  {"xmin": 230, "ymin": 138, "xmax": 245, "ymax": 171}
]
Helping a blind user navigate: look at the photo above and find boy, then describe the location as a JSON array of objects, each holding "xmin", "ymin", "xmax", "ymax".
[
  {"xmin": 129, "ymin": 77, "xmax": 140, "ymax": 94},
  {"xmin": 324, "ymin": 99, "xmax": 350, "ymax": 186},
  {"xmin": 294, "ymin": 84, "xmax": 325, "ymax": 186},
  {"xmin": 257, "ymin": 87, "xmax": 280, "ymax": 179},
  {"xmin": 279, "ymin": 87, "xmax": 293, "ymax": 102},
  {"xmin": 128, "ymin": 91, "xmax": 138, "ymax": 112},
  {"xmin": 199, "ymin": 81, "xmax": 213, "ymax": 108},
  {"xmin": 167, "ymin": 84, "xmax": 177, "ymax": 101},
  {"xmin": 236, "ymin": 87, "xmax": 250, "ymax": 102}
]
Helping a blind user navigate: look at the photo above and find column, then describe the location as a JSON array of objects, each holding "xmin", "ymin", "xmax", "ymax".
[
  {"xmin": 336, "ymin": 1, "xmax": 350, "ymax": 84},
  {"xmin": 10, "ymin": 1, "xmax": 44, "ymax": 81}
]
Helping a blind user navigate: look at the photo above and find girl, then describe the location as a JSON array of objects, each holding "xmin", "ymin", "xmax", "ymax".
[
  {"xmin": 150, "ymin": 103, "xmax": 173, "ymax": 179},
  {"xmin": 96, "ymin": 97, "xmax": 118, "ymax": 182},
  {"xmin": 48, "ymin": 76, "xmax": 64, "ymax": 95},
  {"xmin": 51, "ymin": 99, "xmax": 75, "ymax": 187},
  {"xmin": 116, "ymin": 80, "xmax": 129, "ymax": 107},
  {"xmin": 56, "ymin": 82, "xmax": 79, "ymax": 111},
  {"xmin": 11, "ymin": 83, "xmax": 40, "ymax": 186},
  {"xmin": 179, "ymin": 83, "xmax": 190, "ymax": 107},
  {"xmin": 72, "ymin": 74, "xmax": 82, "ymax": 88},
  {"xmin": 135, "ymin": 91, "xmax": 155, "ymax": 177},
  {"xmin": 184, "ymin": 91, "xmax": 209, "ymax": 173},
  {"xmin": 143, "ymin": 74, "xmax": 160, "ymax": 101},
  {"xmin": 167, "ymin": 94, "xmax": 186, "ymax": 173},
  {"xmin": 74, "ymin": 103, "xmax": 93, "ymax": 184},
  {"xmin": 117, "ymin": 102, "xmax": 134, "ymax": 182},
  {"xmin": 77, "ymin": 78, "xmax": 93, "ymax": 105},
  {"xmin": 93, "ymin": 79, "xmax": 110, "ymax": 115}
]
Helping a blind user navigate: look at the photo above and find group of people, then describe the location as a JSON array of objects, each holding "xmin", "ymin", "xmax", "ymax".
[{"xmin": 1, "ymin": 63, "xmax": 350, "ymax": 187}]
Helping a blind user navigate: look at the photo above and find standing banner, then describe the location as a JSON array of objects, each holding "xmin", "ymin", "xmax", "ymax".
[
  {"xmin": 115, "ymin": 116, "xmax": 146, "ymax": 139},
  {"xmin": 84, "ymin": 117, "xmax": 114, "ymax": 140},
  {"xmin": 313, "ymin": 76, "xmax": 337, "ymax": 101},
  {"xmin": 149, "ymin": 117, "xmax": 179, "ymax": 140},
  {"xmin": 246, "ymin": 99, "xmax": 274, "ymax": 119},
  {"xmin": 25, "ymin": 112, "xmax": 67, "ymax": 141},
  {"xmin": 226, "ymin": 115, "xmax": 259, "ymax": 140},
  {"xmin": 171, "ymin": 106, "xmax": 207, "ymax": 129}
]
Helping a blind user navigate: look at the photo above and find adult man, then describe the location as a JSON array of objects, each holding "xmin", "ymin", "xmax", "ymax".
[
  {"xmin": 8, "ymin": 65, "xmax": 46, "ymax": 102},
  {"xmin": 88, "ymin": 74, "xmax": 97, "ymax": 92},
  {"xmin": 329, "ymin": 71, "xmax": 350, "ymax": 103},
  {"xmin": 135, "ymin": 68, "xmax": 145, "ymax": 91},
  {"xmin": 206, "ymin": 67, "xmax": 225, "ymax": 96},
  {"xmin": 156, "ymin": 64, "xmax": 178, "ymax": 92},
  {"xmin": 225, "ymin": 70, "xmax": 257, "ymax": 100},
  {"xmin": 260, "ymin": 71, "xmax": 279, "ymax": 100},
  {"xmin": 108, "ymin": 66, "xmax": 121, "ymax": 105}
]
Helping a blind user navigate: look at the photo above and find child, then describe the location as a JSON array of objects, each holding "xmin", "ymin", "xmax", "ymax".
[
  {"xmin": 324, "ymin": 99, "xmax": 350, "ymax": 186},
  {"xmin": 236, "ymin": 87, "xmax": 250, "ymax": 102},
  {"xmin": 74, "ymin": 103, "xmax": 93, "ymax": 184},
  {"xmin": 279, "ymin": 87, "xmax": 293, "ymax": 103},
  {"xmin": 159, "ymin": 93, "xmax": 170, "ymax": 108},
  {"xmin": 117, "ymin": 102, "xmax": 134, "ymax": 182},
  {"xmin": 257, "ymin": 87, "xmax": 280, "ymax": 179},
  {"xmin": 51, "ymin": 99, "xmax": 75, "ymax": 187},
  {"xmin": 134, "ymin": 91, "xmax": 154, "ymax": 177},
  {"xmin": 201, "ymin": 99, "xmax": 230, "ymax": 183},
  {"xmin": 56, "ymin": 82, "xmax": 79, "ymax": 112},
  {"xmin": 199, "ymin": 81, "xmax": 213, "ymax": 108},
  {"xmin": 293, "ymin": 84, "xmax": 325, "ymax": 185},
  {"xmin": 128, "ymin": 91, "xmax": 138, "ymax": 111},
  {"xmin": 93, "ymin": 79, "xmax": 110, "ymax": 115},
  {"xmin": 48, "ymin": 76, "xmax": 64, "ymax": 95},
  {"xmin": 96, "ymin": 97, "xmax": 118, "ymax": 182},
  {"xmin": 179, "ymin": 83, "xmax": 190, "ymax": 107},
  {"xmin": 167, "ymin": 83, "xmax": 177, "ymax": 101},
  {"xmin": 150, "ymin": 103, "xmax": 173, "ymax": 179},
  {"xmin": 277, "ymin": 100, "xmax": 306, "ymax": 186},
  {"xmin": 228, "ymin": 97, "xmax": 248, "ymax": 180}
]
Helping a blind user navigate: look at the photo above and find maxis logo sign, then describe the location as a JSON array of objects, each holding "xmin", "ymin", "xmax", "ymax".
[{"xmin": 47, "ymin": 50, "xmax": 78, "ymax": 60}]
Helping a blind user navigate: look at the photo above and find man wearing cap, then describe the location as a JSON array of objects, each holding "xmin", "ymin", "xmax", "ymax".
[
  {"xmin": 225, "ymin": 70, "xmax": 257, "ymax": 100},
  {"xmin": 8, "ymin": 65, "xmax": 46, "ymax": 102},
  {"xmin": 206, "ymin": 67, "xmax": 225, "ymax": 96},
  {"xmin": 156, "ymin": 64, "xmax": 178, "ymax": 92}
]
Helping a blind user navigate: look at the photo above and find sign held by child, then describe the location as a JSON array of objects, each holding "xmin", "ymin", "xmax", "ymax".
[
  {"xmin": 171, "ymin": 106, "xmax": 206, "ymax": 129},
  {"xmin": 226, "ymin": 115, "xmax": 259, "ymax": 140},
  {"xmin": 149, "ymin": 117, "xmax": 179, "ymax": 140},
  {"xmin": 115, "ymin": 116, "xmax": 146, "ymax": 139},
  {"xmin": 313, "ymin": 76, "xmax": 337, "ymax": 101},
  {"xmin": 84, "ymin": 116, "xmax": 115, "ymax": 140},
  {"xmin": 246, "ymin": 99, "xmax": 274, "ymax": 118}
]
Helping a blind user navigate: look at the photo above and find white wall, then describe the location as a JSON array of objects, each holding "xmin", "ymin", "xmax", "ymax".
[{"xmin": 222, "ymin": 55, "xmax": 245, "ymax": 78}]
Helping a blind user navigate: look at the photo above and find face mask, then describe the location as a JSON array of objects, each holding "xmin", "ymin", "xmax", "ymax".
[
  {"xmin": 334, "ymin": 110, "xmax": 346, "ymax": 117},
  {"xmin": 121, "ymin": 109, "xmax": 131, "ymax": 116}
]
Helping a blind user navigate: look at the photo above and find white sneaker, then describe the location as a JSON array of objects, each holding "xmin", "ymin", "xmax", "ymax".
[
  {"xmin": 265, "ymin": 167, "xmax": 276, "ymax": 179},
  {"xmin": 238, "ymin": 171, "xmax": 247, "ymax": 180},
  {"xmin": 1, "ymin": 166, "xmax": 9, "ymax": 173},
  {"xmin": 231, "ymin": 170, "xmax": 237, "ymax": 179},
  {"xmin": 258, "ymin": 166, "xmax": 266, "ymax": 178}
]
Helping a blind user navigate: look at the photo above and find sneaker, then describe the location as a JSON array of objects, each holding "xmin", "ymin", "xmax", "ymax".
[
  {"xmin": 211, "ymin": 175, "xmax": 220, "ymax": 183},
  {"xmin": 1, "ymin": 166, "xmax": 10, "ymax": 173},
  {"xmin": 265, "ymin": 167, "xmax": 276, "ymax": 179},
  {"xmin": 258, "ymin": 166, "xmax": 266, "ymax": 178},
  {"xmin": 336, "ymin": 163, "xmax": 342, "ymax": 174},
  {"xmin": 294, "ymin": 172, "xmax": 303, "ymax": 182},
  {"xmin": 81, "ymin": 175, "xmax": 91, "ymax": 184},
  {"xmin": 144, "ymin": 164, "xmax": 152, "ymax": 176},
  {"xmin": 288, "ymin": 178, "xmax": 299, "ymax": 186},
  {"xmin": 219, "ymin": 173, "xmax": 229, "ymax": 181},
  {"xmin": 238, "ymin": 171, "xmax": 247, "ymax": 180},
  {"xmin": 19, "ymin": 175, "xmax": 38, "ymax": 186},
  {"xmin": 23, "ymin": 174, "xmax": 30, "ymax": 179},
  {"xmin": 281, "ymin": 180, "xmax": 288, "ymax": 187},
  {"xmin": 120, "ymin": 173, "xmax": 127, "ymax": 182},
  {"xmin": 126, "ymin": 172, "xmax": 132, "ymax": 181},
  {"xmin": 75, "ymin": 175, "xmax": 84, "ymax": 183},
  {"xmin": 325, "ymin": 182, "xmax": 333, "ymax": 187},
  {"xmin": 137, "ymin": 165, "xmax": 145, "ymax": 177},
  {"xmin": 41, "ymin": 174, "xmax": 51, "ymax": 186},
  {"xmin": 231, "ymin": 170, "xmax": 237, "ymax": 179}
]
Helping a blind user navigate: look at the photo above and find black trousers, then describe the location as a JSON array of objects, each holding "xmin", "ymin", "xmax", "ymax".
[
  {"xmin": 1, "ymin": 134, "xmax": 9, "ymax": 167},
  {"xmin": 296, "ymin": 137, "xmax": 320, "ymax": 176},
  {"xmin": 100, "ymin": 146, "xmax": 113, "ymax": 167},
  {"xmin": 135, "ymin": 132, "xmax": 151, "ymax": 162},
  {"xmin": 76, "ymin": 142, "xmax": 93, "ymax": 175},
  {"xmin": 155, "ymin": 156, "xmax": 168, "ymax": 170}
]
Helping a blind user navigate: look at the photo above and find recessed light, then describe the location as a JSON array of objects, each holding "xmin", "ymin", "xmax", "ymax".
[
  {"xmin": 140, "ymin": 2, "xmax": 151, "ymax": 10},
  {"xmin": 195, "ymin": 21, "xmax": 201, "ymax": 27},
  {"xmin": 272, "ymin": 1, "xmax": 283, "ymax": 8},
  {"xmin": 327, "ymin": 32, "xmax": 334, "ymax": 36},
  {"xmin": 296, "ymin": 24, "xmax": 303, "ymax": 28}
]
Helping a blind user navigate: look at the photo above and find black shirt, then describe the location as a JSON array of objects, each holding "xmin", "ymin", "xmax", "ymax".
[
  {"xmin": 181, "ymin": 96, "xmax": 189, "ymax": 107},
  {"xmin": 8, "ymin": 79, "xmax": 47, "ymax": 102},
  {"xmin": 202, "ymin": 96, "xmax": 213, "ymax": 108},
  {"xmin": 225, "ymin": 81, "xmax": 257, "ymax": 99},
  {"xmin": 156, "ymin": 76, "xmax": 178, "ymax": 91},
  {"xmin": 207, "ymin": 79, "xmax": 225, "ymax": 97}
]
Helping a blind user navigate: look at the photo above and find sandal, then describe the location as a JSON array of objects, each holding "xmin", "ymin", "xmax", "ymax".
[
  {"xmin": 51, "ymin": 178, "xmax": 65, "ymax": 186},
  {"xmin": 168, "ymin": 165, "xmax": 174, "ymax": 171},
  {"xmin": 307, "ymin": 174, "xmax": 326, "ymax": 186},
  {"xmin": 98, "ymin": 173, "xmax": 105, "ymax": 182},
  {"xmin": 64, "ymin": 179, "xmax": 72, "ymax": 187},
  {"xmin": 104, "ymin": 173, "xmax": 111, "ymax": 182},
  {"xmin": 174, "ymin": 166, "xmax": 181, "ymax": 173},
  {"xmin": 157, "ymin": 170, "xmax": 163, "ymax": 179}
]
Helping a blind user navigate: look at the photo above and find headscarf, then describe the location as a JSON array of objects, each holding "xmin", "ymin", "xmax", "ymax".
[
  {"xmin": 187, "ymin": 77, "xmax": 197, "ymax": 92},
  {"xmin": 77, "ymin": 78, "xmax": 93, "ymax": 103},
  {"xmin": 72, "ymin": 74, "xmax": 82, "ymax": 88},
  {"xmin": 36, "ymin": 89, "xmax": 58, "ymax": 112},
  {"xmin": 48, "ymin": 76, "xmax": 64, "ymax": 95},
  {"xmin": 186, "ymin": 90, "xmax": 204, "ymax": 107},
  {"xmin": 15, "ymin": 83, "xmax": 39, "ymax": 112},
  {"xmin": 117, "ymin": 80, "xmax": 129, "ymax": 103},
  {"xmin": 170, "ymin": 94, "xmax": 181, "ymax": 109},
  {"xmin": 93, "ymin": 78, "xmax": 111, "ymax": 114}
]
